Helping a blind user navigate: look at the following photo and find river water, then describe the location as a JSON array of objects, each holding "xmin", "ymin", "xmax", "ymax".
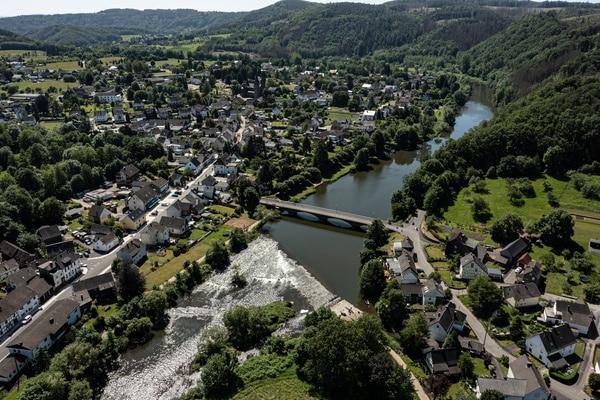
[{"xmin": 100, "ymin": 100, "xmax": 492, "ymax": 399}]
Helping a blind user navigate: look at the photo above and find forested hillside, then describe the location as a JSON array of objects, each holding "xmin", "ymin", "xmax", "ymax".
[
  {"xmin": 0, "ymin": 8, "xmax": 243, "ymax": 36},
  {"xmin": 29, "ymin": 25, "xmax": 137, "ymax": 47}
]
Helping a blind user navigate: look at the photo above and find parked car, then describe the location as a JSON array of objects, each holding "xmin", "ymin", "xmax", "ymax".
[
  {"xmin": 22, "ymin": 315, "xmax": 32, "ymax": 325},
  {"xmin": 580, "ymin": 275, "xmax": 590, "ymax": 283},
  {"xmin": 515, "ymin": 267, "xmax": 522, "ymax": 274}
]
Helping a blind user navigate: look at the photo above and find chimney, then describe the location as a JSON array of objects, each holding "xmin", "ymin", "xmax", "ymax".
[{"xmin": 49, "ymin": 318, "xmax": 54, "ymax": 324}]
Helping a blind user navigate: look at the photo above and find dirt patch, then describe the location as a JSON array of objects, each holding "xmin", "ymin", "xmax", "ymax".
[{"xmin": 225, "ymin": 217, "xmax": 255, "ymax": 229}]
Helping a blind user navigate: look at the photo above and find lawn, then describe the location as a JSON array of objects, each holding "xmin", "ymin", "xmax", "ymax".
[
  {"xmin": 231, "ymin": 368, "xmax": 317, "ymax": 400},
  {"xmin": 425, "ymin": 245, "xmax": 446, "ymax": 261},
  {"xmin": 444, "ymin": 176, "xmax": 600, "ymax": 248},
  {"xmin": 140, "ymin": 242, "xmax": 209, "ymax": 289},
  {"xmin": 438, "ymin": 269, "xmax": 465, "ymax": 289}
]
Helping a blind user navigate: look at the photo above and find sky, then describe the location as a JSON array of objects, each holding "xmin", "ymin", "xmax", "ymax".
[{"xmin": 1, "ymin": 0, "xmax": 391, "ymax": 18}]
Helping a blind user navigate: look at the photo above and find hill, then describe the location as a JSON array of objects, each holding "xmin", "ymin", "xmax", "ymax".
[
  {"xmin": 29, "ymin": 25, "xmax": 138, "ymax": 47},
  {"xmin": 0, "ymin": 8, "xmax": 244, "ymax": 37}
]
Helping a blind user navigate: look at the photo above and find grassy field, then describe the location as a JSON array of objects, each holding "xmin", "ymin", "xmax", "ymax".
[
  {"xmin": 232, "ymin": 368, "xmax": 317, "ymax": 400},
  {"xmin": 444, "ymin": 175, "xmax": 600, "ymax": 249}
]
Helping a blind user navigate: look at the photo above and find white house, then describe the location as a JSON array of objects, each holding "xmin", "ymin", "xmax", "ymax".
[
  {"xmin": 422, "ymin": 279, "xmax": 445, "ymax": 306},
  {"xmin": 0, "ymin": 286, "xmax": 40, "ymax": 336},
  {"xmin": 7, "ymin": 299, "xmax": 81, "ymax": 361},
  {"xmin": 127, "ymin": 185, "xmax": 160, "ymax": 211},
  {"xmin": 543, "ymin": 298, "xmax": 595, "ymax": 336},
  {"xmin": 37, "ymin": 252, "xmax": 81, "ymax": 289},
  {"xmin": 395, "ymin": 252, "xmax": 419, "ymax": 285},
  {"xmin": 93, "ymin": 233, "xmax": 120, "ymax": 253},
  {"xmin": 140, "ymin": 222, "xmax": 170, "ymax": 246},
  {"xmin": 159, "ymin": 216, "xmax": 189, "ymax": 237},
  {"xmin": 117, "ymin": 239, "xmax": 147, "ymax": 266},
  {"xmin": 426, "ymin": 302, "xmax": 466, "ymax": 343},
  {"xmin": 525, "ymin": 324, "xmax": 577, "ymax": 369},
  {"xmin": 503, "ymin": 283, "xmax": 541, "ymax": 309}
]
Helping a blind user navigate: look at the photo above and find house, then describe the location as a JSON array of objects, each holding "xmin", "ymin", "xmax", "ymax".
[
  {"xmin": 93, "ymin": 232, "xmax": 120, "ymax": 253},
  {"xmin": 37, "ymin": 225, "xmax": 62, "ymax": 245},
  {"xmin": 395, "ymin": 252, "xmax": 419, "ymax": 284},
  {"xmin": 165, "ymin": 200, "xmax": 193, "ymax": 221},
  {"xmin": 213, "ymin": 156, "xmax": 238, "ymax": 177},
  {"xmin": 476, "ymin": 355, "xmax": 550, "ymax": 400},
  {"xmin": 0, "ymin": 240, "xmax": 36, "ymax": 267},
  {"xmin": 127, "ymin": 185, "xmax": 160, "ymax": 211},
  {"xmin": 88, "ymin": 205, "xmax": 111, "ymax": 224},
  {"xmin": 543, "ymin": 298, "xmax": 596, "ymax": 337},
  {"xmin": 516, "ymin": 261, "xmax": 543, "ymax": 287},
  {"xmin": 385, "ymin": 257, "xmax": 402, "ymax": 276},
  {"xmin": 458, "ymin": 253, "xmax": 488, "ymax": 281},
  {"xmin": 112, "ymin": 104, "xmax": 126, "ymax": 122},
  {"xmin": 182, "ymin": 156, "xmax": 204, "ymax": 175},
  {"xmin": 117, "ymin": 239, "xmax": 147, "ymax": 266},
  {"xmin": 90, "ymin": 223, "xmax": 113, "ymax": 236},
  {"xmin": 169, "ymin": 172, "xmax": 185, "ymax": 187},
  {"xmin": 116, "ymin": 164, "xmax": 141, "ymax": 186},
  {"xmin": 446, "ymin": 231, "xmax": 487, "ymax": 260},
  {"xmin": 120, "ymin": 208, "xmax": 146, "ymax": 231},
  {"xmin": 458, "ymin": 337, "xmax": 484, "ymax": 357},
  {"xmin": 7, "ymin": 298, "xmax": 81, "ymax": 361},
  {"xmin": 140, "ymin": 222, "xmax": 170, "ymax": 246},
  {"xmin": 151, "ymin": 177, "xmax": 169, "ymax": 195},
  {"xmin": 426, "ymin": 302, "xmax": 466, "ymax": 343},
  {"xmin": 500, "ymin": 238, "xmax": 530, "ymax": 266},
  {"xmin": 401, "ymin": 284, "xmax": 423, "ymax": 305},
  {"xmin": 38, "ymin": 251, "xmax": 81, "ymax": 289},
  {"xmin": 525, "ymin": 324, "xmax": 577, "ymax": 369},
  {"xmin": 0, "ymin": 286, "xmax": 40, "ymax": 337},
  {"xmin": 159, "ymin": 216, "xmax": 189, "ymax": 237},
  {"xmin": 94, "ymin": 110, "xmax": 108, "ymax": 124},
  {"xmin": 64, "ymin": 207, "xmax": 83, "ymax": 220},
  {"xmin": 392, "ymin": 238, "xmax": 414, "ymax": 257},
  {"xmin": 422, "ymin": 279, "xmax": 445, "ymax": 305},
  {"xmin": 198, "ymin": 175, "xmax": 217, "ymax": 199},
  {"xmin": 424, "ymin": 347, "xmax": 460, "ymax": 376},
  {"xmin": 72, "ymin": 273, "xmax": 117, "ymax": 305},
  {"xmin": 504, "ymin": 283, "xmax": 541, "ymax": 309}
]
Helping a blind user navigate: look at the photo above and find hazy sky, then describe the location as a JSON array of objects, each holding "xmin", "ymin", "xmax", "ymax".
[{"xmin": 1, "ymin": 0, "xmax": 391, "ymax": 17}]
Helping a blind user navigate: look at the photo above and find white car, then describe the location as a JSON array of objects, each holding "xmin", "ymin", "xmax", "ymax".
[
  {"xmin": 22, "ymin": 315, "xmax": 32, "ymax": 324},
  {"xmin": 515, "ymin": 267, "xmax": 522, "ymax": 274}
]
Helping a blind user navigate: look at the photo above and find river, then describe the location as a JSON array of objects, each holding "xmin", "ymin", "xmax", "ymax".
[{"xmin": 100, "ymin": 100, "xmax": 492, "ymax": 399}]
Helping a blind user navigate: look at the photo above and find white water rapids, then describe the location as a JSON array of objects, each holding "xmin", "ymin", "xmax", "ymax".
[{"xmin": 100, "ymin": 236, "xmax": 335, "ymax": 400}]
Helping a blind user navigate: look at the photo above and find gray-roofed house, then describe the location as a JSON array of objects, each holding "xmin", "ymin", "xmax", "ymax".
[
  {"xmin": 72, "ymin": 273, "xmax": 117, "ymax": 305},
  {"xmin": 38, "ymin": 252, "xmax": 81, "ymax": 289},
  {"xmin": 458, "ymin": 337, "xmax": 484, "ymax": 357},
  {"xmin": 140, "ymin": 222, "xmax": 170, "ymax": 246},
  {"xmin": 36, "ymin": 225, "xmax": 62, "ymax": 245},
  {"xmin": 117, "ymin": 239, "xmax": 147, "ymax": 266},
  {"xmin": 504, "ymin": 283, "xmax": 541, "ymax": 309},
  {"xmin": 422, "ymin": 279, "xmax": 445, "ymax": 306},
  {"xmin": 396, "ymin": 252, "xmax": 419, "ymax": 284},
  {"xmin": 476, "ymin": 355, "xmax": 550, "ymax": 400},
  {"xmin": 500, "ymin": 237, "xmax": 530, "ymax": 266},
  {"xmin": 516, "ymin": 261, "xmax": 543, "ymax": 287},
  {"xmin": 127, "ymin": 185, "xmax": 160, "ymax": 211},
  {"xmin": 7, "ymin": 298, "xmax": 81, "ymax": 361},
  {"xmin": 159, "ymin": 216, "xmax": 189, "ymax": 237},
  {"xmin": 385, "ymin": 257, "xmax": 402, "ymax": 276},
  {"xmin": 120, "ymin": 208, "xmax": 147, "ymax": 231},
  {"xmin": 0, "ymin": 240, "xmax": 35, "ymax": 267},
  {"xmin": 93, "ymin": 232, "xmax": 120, "ymax": 253},
  {"xmin": 424, "ymin": 347, "xmax": 460, "ymax": 376},
  {"xmin": 543, "ymin": 298, "xmax": 596, "ymax": 337},
  {"xmin": 426, "ymin": 302, "xmax": 466, "ymax": 343},
  {"xmin": 46, "ymin": 240, "xmax": 76, "ymax": 258},
  {"xmin": 0, "ymin": 286, "xmax": 39, "ymax": 337},
  {"xmin": 88, "ymin": 205, "xmax": 111, "ymax": 224},
  {"xmin": 525, "ymin": 324, "xmax": 576, "ymax": 369},
  {"xmin": 458, "ymin": 253, "xmax": 488, "ymax": 281},
  {"xmin": 401, "ymin": 284, "xmax": 423, "ymax": 305},
  {"xmin": 116, "ymin": 164, "xmax": 141, "ymax": 186}
]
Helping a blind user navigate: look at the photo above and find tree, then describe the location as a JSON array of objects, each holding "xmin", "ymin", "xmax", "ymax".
[
  {"xmin": 353, "ymin": 147, "xmax": 370, "ymax": 171},
  {"xmin": 375, "ymin": 280, "xmax": 408, "ymax": 332},
  {"xmin": 490, "ymin": 213, "xmax": 524, "ymax": 245},
  {"xmin": 480, "ymin": 389, "xmax": 505, "ymax": 400},
  {"xmin": 205, "ymin": 239, "xmax": 229, "ymax": 271},
  {"xmin": 222, "ymin": 305, "xmax": 270, "ymax": 350},
  {"xmin": 140, "ymin": 290, "xmax": 168, "ymax": 325},
  {"xmin": 117, "ymin": 262, "xmax": 146, "ymax": 302},
  {"xmin": 295, "ymin": 314, "xmax": 414, "ymax": 400},
  {"xmin": 589, "ymin": 373, "xmax": 600, "ymax": 391},
  {"xmin": 359, "ymin": 258, "xmax": 386, "ymax": 302},
  {"xmin": 19, "ymin": 371, "xmax": 68, "ymax": 400},
  {"xmin": 467, "ymin": 276, "xmax": 503, "ymax": 318},
  {"xmin": 228, "ymin": 227, "xmax": 247, "ymax": 253},
  {"xmin": 428, "ymin": 373, "xmax": 451, "ymax": 399},
  {"xmin": 312, "ymin": 139, "xmax": 330, "ymax": 174},
  {"xmin": 196, "ymin": 326, "xmax": 229, "ymax": 365},
  {"xmin": 366, "ymin": 219, "xmax": 389, "ymax": 249},
  {"xmin": 443, "ymin": 330, "xmax": 461, "ymax": 350},
  {"xmin": 68, "ymin": 379, "xmax": 93, "ymax": 400},
  {"xmin": 241, "ymin": 186, "xmax": 260, "ymax": 215},
  {"xmin": 398, "ymin": 313, "xmax": 430, "ymax": 358},
  {"xmin": 471, "ymin": 196, "xmax": 492, "ymax": 222},
  {"xmin": 458, "ymin": 353, "xmax": 475, "ymax": 380},
  {"xmin": 201, "ymin": 352, "xmax": 239, "ymax": 398},
  {"xmin": 125, "ymin": 317, "xmax": 153, "ymax": 346},
  {"xmin": 509, "ymin": 316, "xmax": 525, "ymax": 343},
  {"xmin": 531, "ymin": 210, "xmax": 574, "ymax": 248}
]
